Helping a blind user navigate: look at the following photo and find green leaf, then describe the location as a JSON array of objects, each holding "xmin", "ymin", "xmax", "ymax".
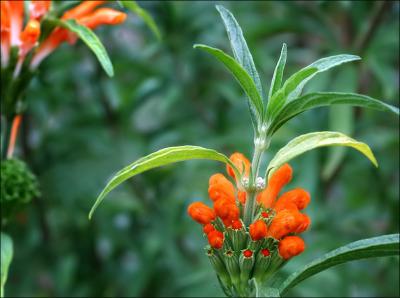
[
  {"xmin": 266, "ymin": 54, "xmax": 361, "ymax": 121},
  {"xmin": 216, "ymin": 5, "xmax": 263, "ymax": 98},
  {"xmin": 118, "ymin": 1, "xmax": 161, "ymax": 40},
  {"xmin": 194, "ymin": 44, "xmax": 264, "ymax": 122},
  {"xmin": 89, "ymin": 146, "xmax": 239, "ymax": 219},
  {"xmin": 268, "ymin": 43, "xmax": 287, "ymax": 101},
  {"xmin": 279, "ymin": 234, "xmax": 400, "ymax": 296},
  {"xmin": 269, "ymin": 92, "xmax": 399, "ymax": 135},
  {"xmin": 266, "ymin": 131, "xmax": 378, "ymax": 180},
  {"xmin": 1, "ymin": 233, "xmax": 13, "ymax": 298},
  {"xmin": 53, "ymin": 19, "xmax": 114, "ymax": 77}
]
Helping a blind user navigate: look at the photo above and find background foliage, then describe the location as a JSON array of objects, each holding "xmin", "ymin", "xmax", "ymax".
[{"xmin": 4, "ymin": 1, "xmax": 399, "ymax": 297}]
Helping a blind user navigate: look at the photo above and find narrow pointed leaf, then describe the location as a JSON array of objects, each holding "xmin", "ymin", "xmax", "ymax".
[
  {"xmin": 118, "ymin": 1, "xmax": 161, "ymax": 40},
  {"xmin": 194, "ymin": 44, "xmax": 264, "ymax": 122},
  {"xmin": 279, "ymin": 234, "xmax": 400, "ymax": 296},
  {"xmin": 267, "ymin": 54, "xmax": 361, "ymax": 121},
  {"xmin": 89, "ymin": 146, "xmax": 239, "ymax": 219},
  {"xmin": 216, "ymin": 5, "xmax": 263, "ymax": 98},
  {"xmin": 269, "ymin": 92, "xmax": 399, "ymax": 135},
  {"xmin": 268, "ymin": 43, "xmax": 287, "ymax": 101},
  {"xmin": 266, "ymin": 131, "xmax": 377, "ymax": 180},
  {"xmin": 1, "ymin": 233, "xmax": 13, "ymax": 298},
  {"xmin": 51, "ymin": 19, "xmax": 114, "ymax": 76}
]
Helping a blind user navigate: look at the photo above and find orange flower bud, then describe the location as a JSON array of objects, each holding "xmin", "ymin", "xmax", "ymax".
[
  {"xmin": 261, "ymin": 248, "xmax": 270, "ymax": 257},
  {"xmin": 274, "ymin": 188, "xmax": 310, "ymax": 212},
  {"xmin": 258, "ymin": 164, "xmax": 292, "ymax": 208},
  {"xmin": 203, "ymin": 223, "xmax": 215, "ymax": 235},
  {"xmin": 77, "ymin": 8, "xmax": 127, "ymax": 30},
  {"xmin": 62, "ymin": 1, "xmax": 106, "ymax": 20},
  {"xmin": 237, "ymin": 191, "xmax": 246, "ymax": 205},
  {"xmin": 207, "ymin": 230, "xmax": 224, "ymax": 249},
  {"xmin": 231, "ymin": 219, "xmax": 243, "ymax": 230},
  {"xmin": 208, "ymin": 173, "xmax": 235, "ymax": 202},
  {"xmin": 294, "ymin": 213, "xmax": 311, "ymax": 234},
  {"xmin": 267, "ymin": 209, "xmax": 302, "ymax": 240},
  {"xmin": 243, "ymin": 249, "xmax": 253, "ymax": 258},
  {"xmin": 19, "ymin": 19, "xmax": 41, "ymax": 56},
  {"xmin": 226, "ymin": 152, "xmax": 251, "ymax": 179},
  {"xmin": 29, "ymin": 1, "xmax": 51, "ymax": 20},
  {"xmin": 214, "ymin": 198, "xmax": 239, "ymax": 223},
  {"xmin": 187, "ymin": 202, "xmax": 216, "ymax": 225},
  {"xmin": 278, "ymin": 236, "xmax": 305, "ymax": 260},
  {"xmin": 249, "ymin": 219, "xmax": 268, "ymax": 241}
]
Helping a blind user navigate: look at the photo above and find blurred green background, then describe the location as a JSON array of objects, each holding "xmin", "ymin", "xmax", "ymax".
[{"xmin": 4, "ymin": 1, "xmax": 399, "ymax": 297}]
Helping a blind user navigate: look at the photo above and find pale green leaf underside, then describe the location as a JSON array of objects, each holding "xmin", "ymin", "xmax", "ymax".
[
  {"xmin": 194, "ymin": 44, "xmax": 264, "ymax": 121},
  {"xmin": 1, "ymin": 233, "xmax": 13, "ymax": 298},
  {"xmin": 89, "ymin": 146, "xmax": 239, "ymax": 219},
  {"xmin": 119, "ymin": 0, "xmax": 161, "ymax": 40},
  {"xmin": 279, "ymin": 234, "xmax": 400, "ymax": 296},
  {"xmin": 269, "ymin": 92, "xmax": 400, "ymax": 134},
  {"xmin": 216, "ymin": 5, "xmax": 263, "ymax": 98},
  {"xmin": 268, "ymin": 43, "xmax": 287, "ymax": 101},
  {"xmin": 266, "ymin": 131, "xmax": 377, "ymax": 180},
  {"xmin": 55, "ymin": 19, "xmax": 114, "ymax": 77}
]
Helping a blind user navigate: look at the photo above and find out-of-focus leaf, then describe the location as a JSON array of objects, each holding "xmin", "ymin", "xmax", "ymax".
[
  {"xmin": 267, "ymin": 43, "xmax": 287, "ymax": 101},
  {"xmin": 269, "ymin": 92, "xmax": 399, "ymax": 135},
  {"xmin": 194, "ymin": 44, "xmax": 264, "ymax": 122},
  {"xmin": 1, "ymin": 233, "xmax": 13, "ymax": 298},
  {"xmin": 51, "ymin": 19, "xmax": 114, "ymax": 77},
  {"xmin": 118, "ymin": 0, "xmax": 161, "ymax": 40},
  {"xmin": 89, "ymin": 146, "xmax": 239, "ymax": 219},
  {"xmin": 279, "ymin": 234, "xmax": 400, "ymax": 296},
  {"xmin": 216, "ymin": 5, "xmax": 263, "ymax": 97},
  {"xmin": 266, "ymin": 131, "xmax": 378, "ymax": 180}
]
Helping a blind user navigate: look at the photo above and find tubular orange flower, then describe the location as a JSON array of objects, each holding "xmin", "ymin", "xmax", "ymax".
[
  {"xmin": 8, "ymin": 0, "xmax": 24, "ymax": 46},
  {"xmin": 249, "ymin": 219, "xmax": 268, "ymax": 241},
  {"xmin": 208, "ymin": 173, "xmax": 235, "ymax": 202},
  {"xmin": 1, "ymin": 1, "xmax": 11, "ymax": 65},
  {"xmin": 187, "ymin": 202, "xmax": 216, "ymax": 225},
  {"xmin": 29, "ymin": 1, "xmax": 51, "ymax": 20},
  {"xmin": 77, "ymin": 8, "xmax": 127, "ymax": 30},
  {"xmin": 257, "ymin": 163, "xmax": 292, "ymax": 209},
  {"xmin": 274, "ymin": 188, "xmax": 310, "ymax": 212},
  {"xmin": 278, "ymin": 236, "xmax": 305, "ymax": 260},
  {"xmin": 294, "ymin": 213, "xmax": 311, "ymax": 234},
  {"xmin": 238, "ymin": 191, "xmax": 246, "ymax": 205},
  {"xmin": 62, "ymin": 0, "xmax": 106, "ymax": 20},
  {"xmin": 214, "ymin": 198, "xmax": 240, "ymax": 225},
  {"xmin": 266, "ymin": 209, "xmax": 302, "ymax": 240},
  {"xmin": 203, "ymin": 223, "xmax": 215, "ymax": 235},
  {"xmin": 226, "ymin": 152, "xmax": 251, "ymax": 179},
  {"xmin": 19, "ymin": 19, "xmax": 41, "ymax": 57},
  {"xmin": 207, "ymin": 230, "xmax": 224, "ymax": 249}
]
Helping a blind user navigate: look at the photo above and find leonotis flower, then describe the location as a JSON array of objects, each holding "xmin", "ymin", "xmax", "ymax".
[{"xmin": 187, "ymin": 152, "xmax": 312, "ymax": 295}]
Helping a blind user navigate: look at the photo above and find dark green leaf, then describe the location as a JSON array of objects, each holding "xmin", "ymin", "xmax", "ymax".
[
  {"xmin": 119, "ymin": 1, "xmax": 161, "ymax": 40},
  {"xmin": 53, "ymin": 19, "xmax": 114, "ymax": 77},
  {"xmin": 1, "ymin": 233, "xmax": 13, "ymax": 298},
  {"xmin": 266, "ymin": 131, "xmax": 377, "ymax": 180},
  {"xmin": 216, "ymin": 5, "xmax": 263, "ymax": 98},
  {"xmin": 279, "ymin": 234, "xmax": 400, "ymax": 296},
  {"xmin": 269, "ymin": 92, "xmax": 399, "ymax": 134},
  {"xmin": 194, "ymin": 44, "xmax": 264, "ymax": 122},
  {"xmin": 268, "ymin": 43, "xmax": 287, "ymax": 101},
  {"xmin": 89, "ymin": 146, "xmax": 239, "ymax": 219}
]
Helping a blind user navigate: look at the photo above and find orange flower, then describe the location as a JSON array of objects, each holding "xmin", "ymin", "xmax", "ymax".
[
  {"xmin": 294, "ymin": 213, "xmax": 311, "ymax": 234},
  {"xmin": 29, "ymin": 1, "xmax": 51, "ymax": 20},
  {"xmin": 187, "ymin": 202, "xmax": 216, "ymax": 225},
  {"xmin": 203, "ymin": 223, "xmax": 215, "ymax": 235},
  {"xmin": 8, "ymin": 0, "xmax": 24, "ymax": 46},
  {"xmin": 62, "ymin": 1, "xmax": 106, "ymax": 20},
  {"xmin": 207, "ymin": 230, "xmax": 224, "ymax": 249},
  {"xmin": 77, "ymin": 8, "xmax": 127, "ymax": 30},
  {"xmin": 266, "ymin": 209, "xmax": 302, "ymax": 240},
  {"xmin": 274, "ymin": 188, "xmax": 310, "ymax": 212},
  {"xmin": 208, "ymin": 173, "xmax": 235, "ymax": 203},
  {"xmin": 257, "ymin": 164, "xmax": 292, "ymax": 208},
  {"xmin": 278, "ymin": 236, "xmax": 305, "ymax": 260},
  {"xmin": 231, "ymin": 219, "xmax": 243, "ymax": 230},
  {"xmin": 249, "ymin": 219, "xmax": 268, "ymax": 241},
  {"xmin": 1, "ymin": 1, "xmax": 11, "ymax": 65},
  {"xmin": 226, "ymin": 152, "xmax": 251, "ymax": 179},
  {"xmin": 237, "ymin": 191, "xmax": 246, "ymax": 205},
  {"xmin": 19, "ymin": 19, "xmax": 41, "ymax": 57},
  {"xmin": 214, "ymin": 198, "xmax": 240, "ymax": 226}
]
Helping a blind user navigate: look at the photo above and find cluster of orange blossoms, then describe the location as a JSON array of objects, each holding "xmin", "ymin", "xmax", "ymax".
[
  {"xmin": 0, "ymin": 0, "xmax": 126, "ymax": 72},
  {"xmin": 188, "ymin": 152, "xmax": 311, "ymax": 269}
]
